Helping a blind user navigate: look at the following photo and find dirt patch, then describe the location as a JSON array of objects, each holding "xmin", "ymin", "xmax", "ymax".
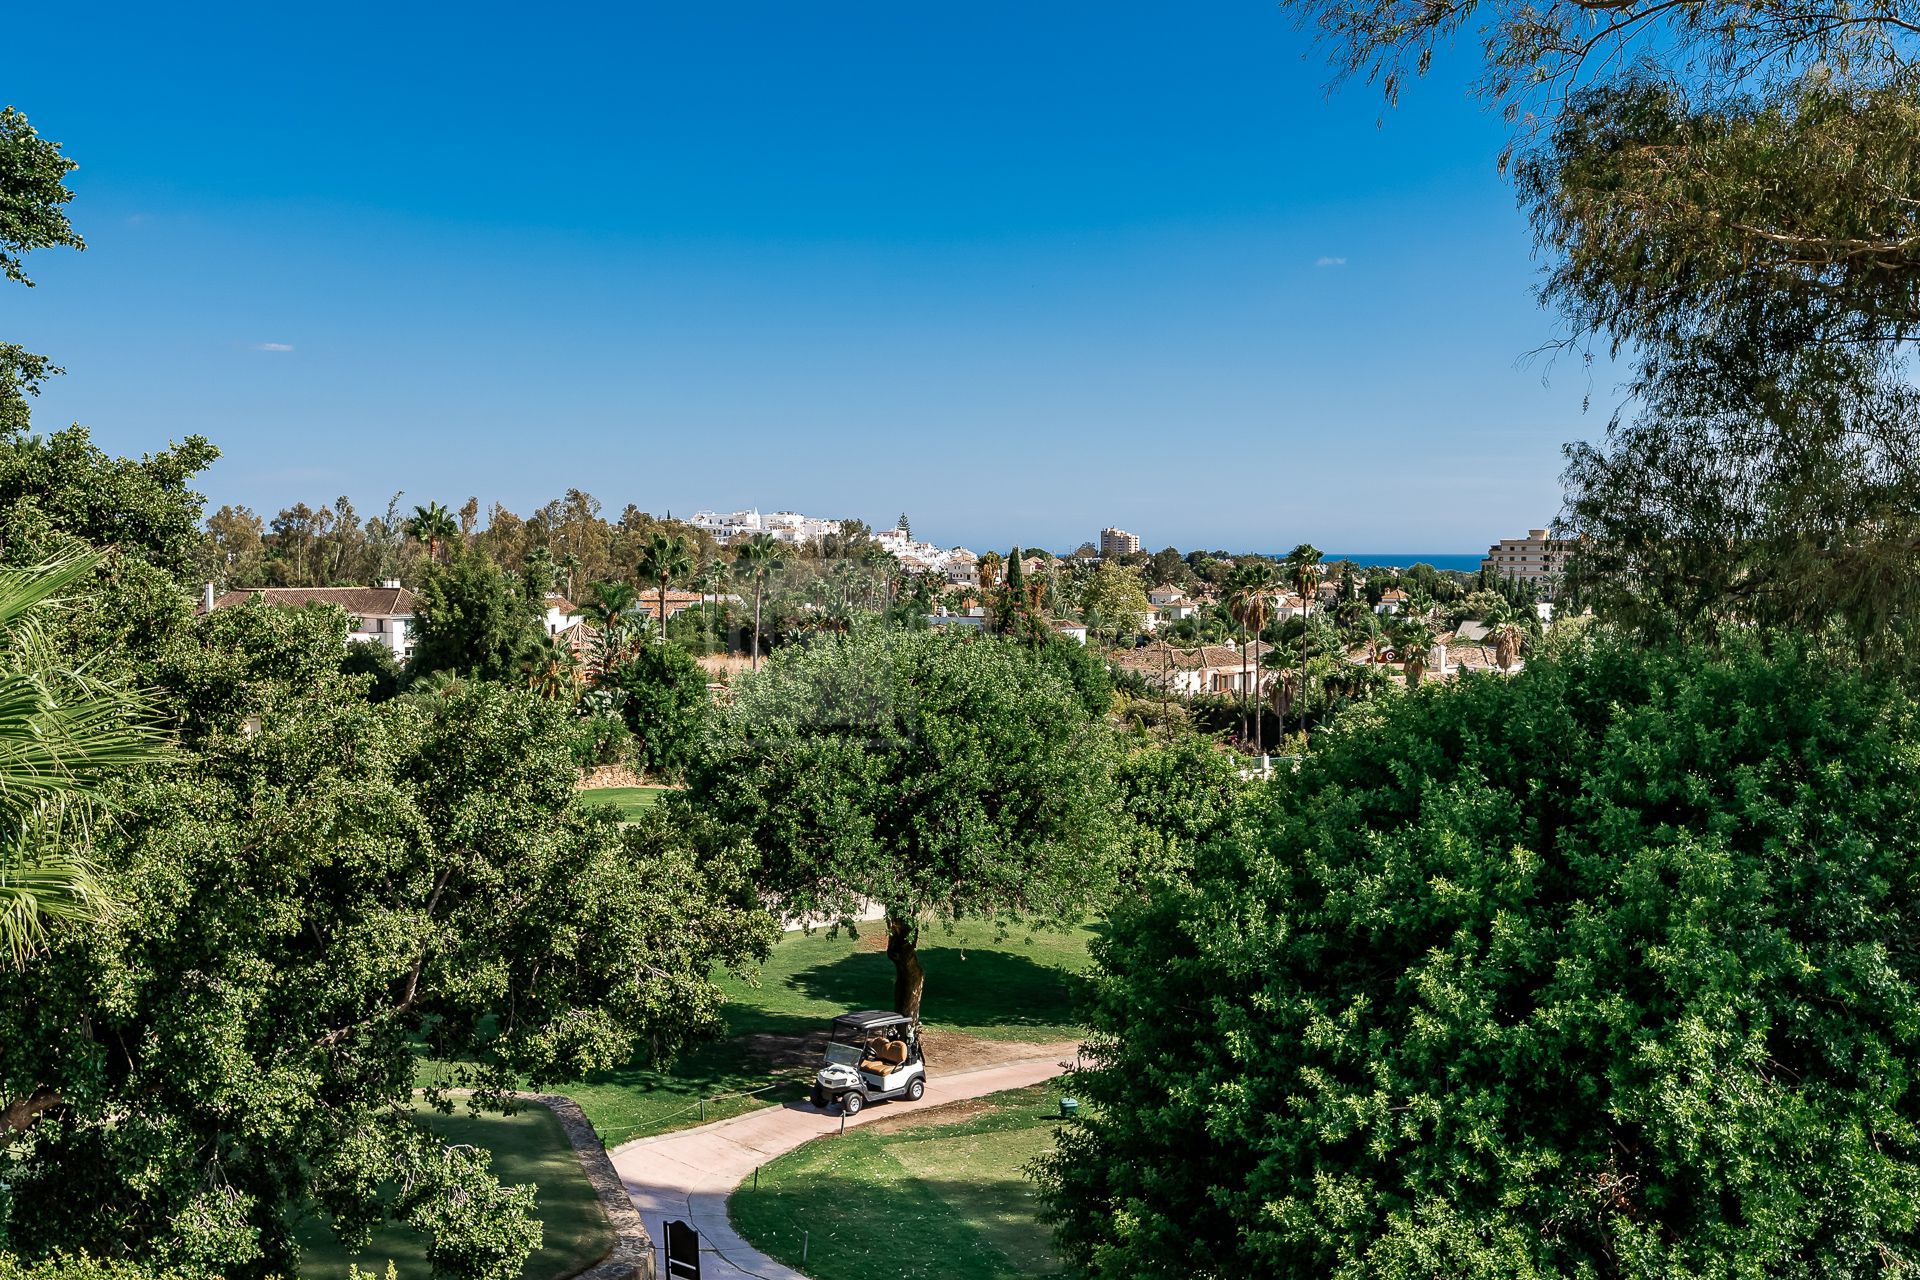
[
  {"xmin": 860, "ymin": 1093, "xmax": 1006, "ymax": 1134},
  {"xmin": 578, "ymin": 765, "xmax": 644, "ymax": 789},
  {"xmin": 921, "ymin": 1030, "xmax": 1081, "ymax": 1073}
]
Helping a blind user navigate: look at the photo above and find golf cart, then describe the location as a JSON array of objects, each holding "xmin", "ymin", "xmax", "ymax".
[{"xmin": 811, "ymin": 1010, "xmax": 926, "ymax": 1115}]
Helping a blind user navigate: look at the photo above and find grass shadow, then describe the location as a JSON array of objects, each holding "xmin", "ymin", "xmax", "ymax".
[{"xmin": 783, "ymin": 946, "xmax": 1085, "ymax": 1033}]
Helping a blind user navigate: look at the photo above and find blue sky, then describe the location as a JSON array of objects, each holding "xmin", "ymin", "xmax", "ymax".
[{"xmin": 6, "ymin": 2, "xmax": 1618, "ymax": 553}]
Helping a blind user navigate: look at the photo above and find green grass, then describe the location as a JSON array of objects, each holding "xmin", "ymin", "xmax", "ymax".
[
  {"xmin": 564, "ymin": 921, "xmax": 1095, "ymax": 1146},
  {"xmin": 730, "ymin": 1083, "xmax": 1065, "ymax": 1280},
  {"xmin": 297, "ymin": 1103, "xmax": 613, "ymax": 1280},
  {"xmin": 576, "ymin": 785, "xmax": 666, "ymax": 820}
]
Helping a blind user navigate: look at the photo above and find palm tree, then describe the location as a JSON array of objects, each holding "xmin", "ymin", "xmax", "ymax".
[
  {"xmin": 734, "ymin": 533, "xmax": 790, "ymax": 671},
  {"xmin": 580, "ymin": 579, "xmax": 637, "ymax": 680},
  {"xmin": 1393, "ymin": 616, "xmax": 1439, "ymax": 688},
  {"xmin": 520, "ymin": 633, "xmax": 579, "ymax": 700},
  {"xmin": 1489, "ymin": 618, "xmax": 1529, "ymax": 674},
  {"xmin": 636, "ymin": 532, "xmax": 694, "ymax": 644},
  {"xmin": 1225, "ymin": 561, "xmax": 1281, "ymax": 753},
  {"xmin": 977, "ymin": 550, "xmax": 1004, "ymax": 592},
  {"xmin": 559, "ymin": 550, "xmax": 581, "ymax": 600},
  {"xmin": 0, "ymin": 554, "xmax": 165, "ymax": 967},
  {"xmin": 405, "ymin": 501, "xmax": 458, "ymax": 564},
  {"xmin": 699, "ymin": 556, "xmax": 727, "ymax": 640},
  {"xmin": 1284, "ymin": 544, "xmax": 1325, "ymax": 749}
]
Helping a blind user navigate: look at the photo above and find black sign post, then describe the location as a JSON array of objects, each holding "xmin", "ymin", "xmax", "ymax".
[{"xmin": 664, "ymin": 1218, "xmax": 700, "ymax": 1280}]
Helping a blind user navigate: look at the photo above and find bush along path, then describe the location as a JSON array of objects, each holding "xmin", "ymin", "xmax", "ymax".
[{"xmin": 610, "ymin": 1045, "xmax": 1079, "ymax": 1280}]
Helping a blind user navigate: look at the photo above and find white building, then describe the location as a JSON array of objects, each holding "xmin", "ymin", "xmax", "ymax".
[
  {"xmin": 690, "ymin": 508, "xmax": 843, "ymax": 546},
  {"xmin": 544, "ymin": 594, "xmax": 583, "ymax": 636},
  {"xmin": 204, "ymin": 581, "xmax": 419, "ymax": 662},
  {"xmin": 875, "ymin": 526, "xmax": 979, "ymax": 583}
]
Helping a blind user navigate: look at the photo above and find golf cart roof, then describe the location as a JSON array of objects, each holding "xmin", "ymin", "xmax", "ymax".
[{"xmin": 832, "ymin": 1010, "xmax": 914, "ymax": 1031}]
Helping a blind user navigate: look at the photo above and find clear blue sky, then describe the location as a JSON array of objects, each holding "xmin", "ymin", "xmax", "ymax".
[{"xmin": 7, "ymin": 1, "xmax": 1617, "ymax": 554}]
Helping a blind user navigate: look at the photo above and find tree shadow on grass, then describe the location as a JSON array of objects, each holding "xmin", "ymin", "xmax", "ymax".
[{"xmin": 784, "ymin": 946, "xmax": 1083, "ymax": 1031}]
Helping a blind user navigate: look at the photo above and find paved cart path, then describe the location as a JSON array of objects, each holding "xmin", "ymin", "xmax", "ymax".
[{"xmin": 609, "ymin": 1043, "xmax": 1080, "ymax": 1280}]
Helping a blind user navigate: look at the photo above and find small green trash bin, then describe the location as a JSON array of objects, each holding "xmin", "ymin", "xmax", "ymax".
[{"xmin": 1059, "ymin": 1097, "xmax": 1080, "ymax": 1118}]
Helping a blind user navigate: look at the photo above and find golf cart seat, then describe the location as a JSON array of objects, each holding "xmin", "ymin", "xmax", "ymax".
[{"xmin": 859, "ymin": 1039, "xmax": 910, "ymax": 1073}]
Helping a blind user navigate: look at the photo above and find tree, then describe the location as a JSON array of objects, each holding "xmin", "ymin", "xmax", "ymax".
[
  {"xmin": 1225, "ymin": 561, "xmax": 1280, "ymax": 752},
  {"xmin": 1489, "ymin": 617, "xmax": 1529, "ymax": 672},
  {"xmin": 519, "ymin": 632, "xmax": 579, "ymax": 700},
  {"xmin": 732, "ymin": 533, "xmax": 789, "ymax": 671},
  {"xmin": 635, "ymin": 531, "xmax": 693, "ymax": 643},
  {"xmin": 580, "ymin": 578, "xmax": 637, "ymax": 681},
  {"xmin": 407, "ymin": 552, "xmax": 543, "ymax": 682},
  {"xmin": 1282, "ymin": 544, "xmax": 1324, "ymax": 748},
  {"xmin": 1040, "ymin": 636, "xmax": 1920, "ymax": 1278},
  {"xmin": 405, "ymin": 501, "xmax": 458, "ymax": 564},
  {"xmin": 1391, "ymin": 614, "xmax": 1438, "ymax": 687},
  {"xmin": 602, "ymin": 642, "xmax": 711, "ymax": 776},
  {"xmin": 0, "ymin": 555, "xmax": 162, "ymax": 970},
  {"xmin": 1081, "ymin": 560, "xmax": 1149, "ymax": 649},
  {"xmin": 699, "ymin": 555, "xmax": 727, "ymax": 635},
  {"xmin": 1288, "ymin": 0, "xmax": 1920, "ymax": 649},
  {"xmin": 0, "ymin": 106, "xmax": 85, "ymax": 436},
  {"xmin": 0, "ymin": 608, "xmax": 775, "ymax": 1278},
  {"xmin": 690, "ymin": 629, "xmax": 1119, "ymax": 1018}
]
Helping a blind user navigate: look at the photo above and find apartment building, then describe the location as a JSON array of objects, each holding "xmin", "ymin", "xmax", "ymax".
[
  {"xmin": 1100, "ymin": 527, "xmax": 1141, "ymax": 556},
  {"xmin": 1481, "ymin": 528, "xmax": 1572, "ymax": 592}
]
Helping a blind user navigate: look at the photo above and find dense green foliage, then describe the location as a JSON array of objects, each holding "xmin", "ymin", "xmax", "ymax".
[
  {"xmin": 408, "ymin": 553, "xmax": 546, "ymax": 682},
  {"xmin": 0, "ymin": 605, "xmax": 774, "ymax": 1279},
  {"xmin": 1042, "ymin": 639, "xmax": 1920, "ymax": 1277},
  {"xmin": 601, "ymin": 644, "xmax": 711, "ymax": 775},
  {"xmin": 690, "ymin": 628, "xmax": 1118, "ymax": 1015}
]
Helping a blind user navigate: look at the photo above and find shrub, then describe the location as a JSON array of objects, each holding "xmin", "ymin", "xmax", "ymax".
[
  {"xmin": 1040, "ymin": 637, "xmax": 1920, "ymax": 1278},
  {"xmin": 603, "ymin": 642, "xmax": 711, "ymax": 776}
]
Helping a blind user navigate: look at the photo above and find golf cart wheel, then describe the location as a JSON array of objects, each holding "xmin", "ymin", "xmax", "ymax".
[
  {"xmin": 841, "ymin": 1092, "xmax": 865, "ymax": 1117},
  {"xmin": 811, "ymin": 1086, "xmax": 827, "ymax": 1109},
  {"xmin": 906, "ymin": 1077, "xmax": 926, "ymax": 1101}
]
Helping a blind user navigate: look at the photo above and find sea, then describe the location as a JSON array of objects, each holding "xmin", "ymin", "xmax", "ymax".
[{"xmin": 1316, "ymin": 553, "xmax": 1486, "ymax": 574}]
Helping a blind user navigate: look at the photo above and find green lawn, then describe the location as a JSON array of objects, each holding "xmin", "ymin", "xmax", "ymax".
[
  {"xmin": 298, "ymin": 1103, "xmax": 613, "ymax": 1280},
  {"xmin": 575, "ymin": 785, "xmax": 666, "ymax": 820},
  {"xmin": 730, "ymin": 1083, "xmax": 1065, "ymax": 1280},
  {"xmin": 563, "ymin": 921, "xmax": 1095, "ymax": 1147}
]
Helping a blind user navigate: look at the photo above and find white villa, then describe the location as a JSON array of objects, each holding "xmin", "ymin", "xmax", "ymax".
[{"xmin": 203, "ymin": 581, "xmax": 419, "ymax": 662}]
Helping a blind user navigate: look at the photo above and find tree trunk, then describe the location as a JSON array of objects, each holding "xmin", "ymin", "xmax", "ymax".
[
  {"xmin": 1299, "ymin": 618, "xmax": 1311, "ymax": 750},
  {"xmin": 659, "ymin": 583, "xmax": 669, "ymax": 643},
  {"xmin": 752, "ymin": 585, "xmax": 764, "ymax": 670},
  {"xmin": 885, "ymin": 912, "xmax": 925, "ymax": 1019}
]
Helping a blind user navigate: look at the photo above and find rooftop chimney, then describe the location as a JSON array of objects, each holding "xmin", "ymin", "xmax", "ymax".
[{"xmin": 201, "ymin": 582, "xmax": 216, "ymax": 614}]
